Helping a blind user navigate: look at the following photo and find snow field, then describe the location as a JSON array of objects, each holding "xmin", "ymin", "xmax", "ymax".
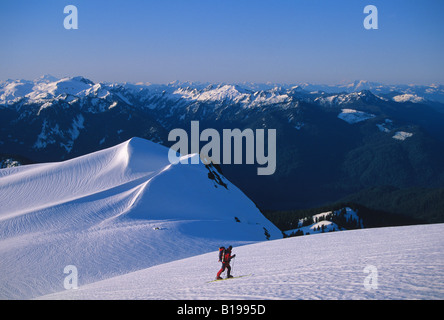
[{"xmin": 42, "ymin": 223, "xmax": 444, "ymax": 300}]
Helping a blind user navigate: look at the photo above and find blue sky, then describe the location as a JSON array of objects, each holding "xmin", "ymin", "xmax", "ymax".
[{"xmin": 1, "ymin": 0, "xmax": 443, "ymax": 84}]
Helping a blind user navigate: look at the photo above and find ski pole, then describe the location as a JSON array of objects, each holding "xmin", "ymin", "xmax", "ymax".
[{"xmin": 231, "ymin": 256, "xmax": 235, "ymax": 275}]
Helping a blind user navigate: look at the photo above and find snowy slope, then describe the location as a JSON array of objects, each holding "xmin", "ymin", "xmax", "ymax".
[
  {"xmin": 337, "ymin": 109, "xmax": 375, "ymax": 124},
  {"xmin": 392, "ymin": 94, "xmax": 425, "ymax": 103},
  {"xmin": 284, "ymin": 207, "xmax": 363, "ymax": 236},
  {"xmin": 0, "ymin": 137, "xmax": 281, "ymax": 299},
  {"xmin": 392, "ymin": 131, "xmax": 414, "ymax": 141},
  {"xmin": 42, "ymin": 223, "xmax": 444, "ymax": 300}
]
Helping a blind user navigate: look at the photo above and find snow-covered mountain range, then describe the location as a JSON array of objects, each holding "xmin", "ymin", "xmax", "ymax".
[
  {"xmin": 0, "ymin": 138, "xmax": 281, "ymax": 299},
  {"xmin": 1, "ymin": 76, "xmax": 442, "ymax": 154},
  {"xmin": 2, "ymin": 75, "xmax": 444, "ymax": 213},
  {"xmin": 2, "ymin": 76, "xmax": 444, "ymax": 106}
]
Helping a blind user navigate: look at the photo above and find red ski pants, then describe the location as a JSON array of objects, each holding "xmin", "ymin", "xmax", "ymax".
[{"xmin": 217, "ymin": 263, "xmax": 231, "ymax": 278}]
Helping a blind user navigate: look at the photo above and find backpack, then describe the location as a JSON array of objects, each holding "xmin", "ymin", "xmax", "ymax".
[{"xmin": 218, "ymin": 247, "xmax": 225, "ymax": 262}]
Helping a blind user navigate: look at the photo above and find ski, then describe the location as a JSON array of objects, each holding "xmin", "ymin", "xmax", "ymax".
[{"xmin": 207, "ymin": 274, "xmax": 252, "ymax": 283}]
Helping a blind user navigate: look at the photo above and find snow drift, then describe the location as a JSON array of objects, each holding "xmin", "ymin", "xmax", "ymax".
[{"xmin": 0, "ymin": 137, "xmax": 281, "ymax": 299}]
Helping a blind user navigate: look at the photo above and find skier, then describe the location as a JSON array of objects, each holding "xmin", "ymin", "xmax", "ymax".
[{"xmin": 216, "ymin": 245, "xmax": 236, "ymax": 280}]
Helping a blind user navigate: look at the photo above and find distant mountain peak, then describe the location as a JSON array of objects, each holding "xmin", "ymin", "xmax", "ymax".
[
  {"xmin": 37, "ymin": 74, "xmax": 59, "ymax": 83},
  {"xmin": 64, "ymin": 76, "xmax": 95, "ymax": 85}
]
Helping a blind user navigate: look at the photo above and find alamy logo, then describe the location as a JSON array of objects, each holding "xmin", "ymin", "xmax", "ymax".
[
  {"xmin": 63, "ymin": 265, "xmax": 78, "ymax": 289},
  {"xmin": 63, "ymin": 5, "xmax": 78, "ymax": 30},
  {"xmin": 363, "ymin": 5, "xmax": 378, "ymax": 30},
  {"xmin": 363, "ymin": 265, "xmax": 378, "ymax": 290},
  {"xmin": 168, "ymin": 121, "xmax": 276, "ymax": 175}
]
